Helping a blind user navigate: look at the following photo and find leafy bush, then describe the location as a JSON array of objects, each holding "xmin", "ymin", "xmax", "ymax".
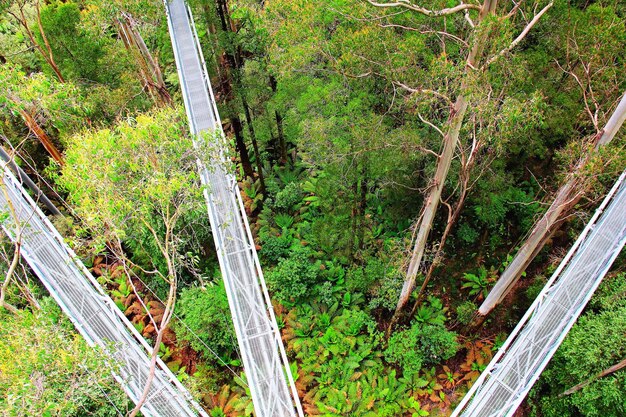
[
  {"xmin": 174, "ymin": 282, "xmax": 236, "ymax": 361},
  {"xmin": 266, "ymin": 248, "xmax": 320, "ymax": 306},
  {"xmin": 273, "ymin": 182, "xmax": 303, "ymax": 212},
  {"xmin": 367, "ymin": 265, "xmax": 404, "ymax": 311},
  {"xmin": 346, "ymin": 258, "xmax": 384, "ymax": 293},
  {"xmin": 461, "ymin": 266, "xmax": 494, "ymax": 299},
  {"xmin": 260, "ymin": 234, "xmax": 292, "ymax": 264},
  {"xmin": 0, "ymin": 300, "xmax": 130, "ymax": 416},
  {"xmin": 385, "ymin": 323, "xmax": 459, "ymax": 378},
  {"xmin": 414, "ymin": 296, "xmax": 447, "ymax": 326},
  {"xmin": 456, "ymin": 301, "xmax": 477, "ymax": 325}
]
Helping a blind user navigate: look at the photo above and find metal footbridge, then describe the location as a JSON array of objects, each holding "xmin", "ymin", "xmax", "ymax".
[
  {"xmin": 0, "ymin": 166, "xmax": 209, "ymax": 417},
  {"xmin": 164, "ymin": 0, "xmax": 303, "ymax": 416},
  {"xmin": 452, "ymin": 169, "xmax": 626, "ymax": 417}
]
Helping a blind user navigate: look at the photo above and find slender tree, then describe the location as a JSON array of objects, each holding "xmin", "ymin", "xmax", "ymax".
[
  {"xmin": 116, "ymin": 11, "xmax": 172, "ymax": 106},
  {"xmin": 479, "ymin": 91, "xmax": 626, "ymax": 315},
  {"xmin": 365, "ymin": 0, "xmax": 554, "ymax": 319},
  {"xmin": 1, "ymin": 0, "xmax": 65, "ymax": 82}
]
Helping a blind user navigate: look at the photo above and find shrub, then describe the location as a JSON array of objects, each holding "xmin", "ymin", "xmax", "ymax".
[
  {"xmin": 346, "ymin": 258, "xmax": 384, "ymax": 293},
  {"xmin": 174, "ymin": 282, "xmax": 236, "ymax": 361},
  {"xmin": 260, "ymin": 234, "xmax": 292, "ymax": 264},
  {"xmin": 456, "ymin": 301, "xmax": 477, "ymax": 325},
  {"xmin": 385, "ymin": 323, "xmax": 459, "ymax": 378},
  {"xmin": 0, "ymin": 300, "xmax": 130, "ymax": 416},
  {"xmin": 273, "ymin": 182, "xmax": 303, "ymax": 212},
  {"xmin": 266, "ymin": 248, "xmax": 320, "ymax": 306}
]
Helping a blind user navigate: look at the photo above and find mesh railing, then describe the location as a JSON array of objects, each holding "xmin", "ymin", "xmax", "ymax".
[
  {"xmin": 452, "ymin": 170, "xmax": 626, "ymax": 417},
  {"xmin": 0, "ymin": 167, "xmax": 209, "ymax": 417},
  {"xmin": 163, "ymin": 1, "xmax": 303, "ymax": 416}
]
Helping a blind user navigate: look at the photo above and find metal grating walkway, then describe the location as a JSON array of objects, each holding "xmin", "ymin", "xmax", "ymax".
[
  {"xmin": 163, "ymin": 1, "xmax": 303, "ymax": 416},
  {"xmin": 0, "ymin": 167, "xmax": 209, "ymax": 417},
  {"xmin": 452, "ymin": 169, "xmax": 626, "ymax": 417}
]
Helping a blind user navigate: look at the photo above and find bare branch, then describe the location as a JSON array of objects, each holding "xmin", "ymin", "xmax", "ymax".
[
  {"xmin": 393, "ymin": 80, "xmax": 454, "ymax": 106},
  {"xmin": 378, "ymin": 23, "xmax": 469, "ymax": 46},
  {"xmin": 484, "ymin": 1, "xmax": 554, "ymax": 67},
  {"xmin": 418, "ymin": 113, "xmax": 445, "ymax": 137},
  {"xmin": 366, "ymin": 0, "xmax": 481, "ymax": 17},
  {"xmin": 464, "ymin": 8, "xmax": 476, "ymax": 27}
]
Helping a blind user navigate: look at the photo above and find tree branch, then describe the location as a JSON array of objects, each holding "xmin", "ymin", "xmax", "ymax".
[
  {"xmin": 484, "ymin": 1, "xmax": 553, "ymax": 67},
  {"xmin": 560, "ymin": 358, "xmax": 626, "ymax": 397},
  {"xmin": 366, "ymin": 0, "xmax": 481, "ymax": 17},
  {"xmin": 393, "ymin": 80, "xmax": 454, "ymax": 106}
]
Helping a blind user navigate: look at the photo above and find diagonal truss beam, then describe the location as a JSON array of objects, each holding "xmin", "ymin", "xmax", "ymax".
[
  {"xmin": 163, "ymin": 1, "xmax": 304, "ymax": 416},
  {"xmin": 452, "ymin": 169, "xmax": 626, "ymax": 417},
  {"xmin": 0, "ymin": 167, "xmax": 209, "ymax": 417}
]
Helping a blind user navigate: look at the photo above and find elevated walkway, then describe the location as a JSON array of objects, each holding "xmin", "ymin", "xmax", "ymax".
[
  {"xmin": 452, "ymin": 170, "xmax": 626, "ymax": 417},
  {"xmin": 164, "ymin": 1, "xmax": 303, "ymax": 416},
  {"xmin": 0, "ymin": 166, "xmax": 209, "ymax": 417}
]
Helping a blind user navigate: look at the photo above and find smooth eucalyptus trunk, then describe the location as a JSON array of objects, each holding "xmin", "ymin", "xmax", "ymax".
[
  {"xmin": 394, "ymin": 0, "xmax": 498, "ymax": 316},
  {"xmin": 479, "ymin": 91, "xmax": 626, "ymax": 315},
  {"xmin": 116, "ymin": 13, "xmax": 171, "ymax": 106}
]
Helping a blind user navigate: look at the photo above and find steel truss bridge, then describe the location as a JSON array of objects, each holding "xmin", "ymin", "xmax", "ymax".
[
  {"xmin": 0, "ymin": 166, "xmax": 209, "ymax": 417},
  {"xmin": 164, "ymin": 0, "xmax": 303, "ymax": 416},
  {"xmin": 0, "ymin": 0, "xmax": 624, "ymax": 415},
  {"xmin": 452, "ymin": 169, "xmax": 626, "ymax": 417}
]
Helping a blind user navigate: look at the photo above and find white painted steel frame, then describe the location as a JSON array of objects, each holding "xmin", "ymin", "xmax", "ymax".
[
  {"xmin": 0, "ymin": 167, "xmax": 209, "ymax": 417},
  {"xmin": 452, "ymin": 169, "xmax": 626, "ymax": 417},
  {"xmin": 163, "ymin": 1, "xmax": 304, "ymax": 416}
]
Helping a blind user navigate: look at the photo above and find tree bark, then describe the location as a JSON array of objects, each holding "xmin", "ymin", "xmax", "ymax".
[
  {"xmin": 232, "ymin": 116, "xmax": 255, "ymax": 178},
  {"xmin": 116, "ymin": 13, "xmax": 171, "ymax": 106},
  {"xmin": 393, "ymin": 0, "xmax": 498, "ymax": 316},
  {"xmin": 16, "ymin": 107, "xmax": 64, "ymax": 166},
  {"xmin": 269, "ymin": 75, "xmax": 288, "ymax": 164},
  {"xmin": 242, "ymin": 94, "xmax": 265, "ymax": 193},
  {"xmin": 479, "ymin": 91, "xmax": 626, "ymax": 316},
  {"xmin": 560, "ymin": 358, "xmax": 626, "ymax": 397}
]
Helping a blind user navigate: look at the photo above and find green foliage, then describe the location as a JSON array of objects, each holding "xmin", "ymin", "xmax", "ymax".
[
  {"xmin": 414, "ymin": 296, "xmax": 447, "ymax": 326},
  {"xmin": 462, "ymin": 266, "xmax": 494, "ymax": 298},
  {"xmin": 530, "ymin": 273, "xmax": 626, "ymax": 417},
  {"xmin": 455, "ymin": 301, "xmax": 477, "ymax": 326},
  {"xmin": 385, "ymin": 322, "xmax": 459, "ymax": 379},
  {"xmin": 525, "ymin": 275, "xmax": 548, "ymax": 302},
  {"xmin": 0, "ymin": 63, "xmax": 84, "ymax": 139},
  {"xmin": 266, "ymin": 247, "xmax": 320, "ymax": 306},
  {"xmin": 273, "ymin": 181, "xmax": 303, "ymax": 212},
  {"xmin": 0, "ymin": 300, "xmax": 130, "ymax": 416},
  {"xmin": 174, "ymin": 282, "xmax": 236, "ymax": 362},
  {"xmin": 38, "ymin": 1, "xmax": 104, "ymax": 82},
  {"xmin": 58, "ymin": 107, "xmax": 205, "ymax": 289},
  {"xmin": 259, "ymin": 234, "xmax": 292, "ymax": 264}
]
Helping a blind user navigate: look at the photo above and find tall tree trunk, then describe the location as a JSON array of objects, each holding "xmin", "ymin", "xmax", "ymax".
[
  {"xmin": 9, "ymin": 3, "xmax": 65, "ymax": 83},
  {"xmin": 213, "ymin": 0, "xmax": 258, "ymax": 180},
  {"xmin": 232, "ymin": 116, "xmax": 255, "ymax": 178},
  {"xmin": 269, "ymin": 75, "xmax": 288, "ymax": 164},
  {"xmin": 393, "ymin": 0, "xmax": 498, "ymax": 317},
  {"xmin": 241, "ymin": 94, "xmax": 265, "ymax": 193},
  {"xmin": 479, "ymin": 91, "xmax": 626, "ymax": 315},
  {"xmin": 116, "ymin": 13, "xmax": 171, "ymax": 106},
  {"xmin": 16, "ymin": 107, "xmax": 64, "ymax": 166},
  {"xmin": 358, "ymin": 168, "xmax": 368, "ymax": 252},
  {"xmin": 409, "ymin": 140, "xmax": 479, "ymax": 318}
]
